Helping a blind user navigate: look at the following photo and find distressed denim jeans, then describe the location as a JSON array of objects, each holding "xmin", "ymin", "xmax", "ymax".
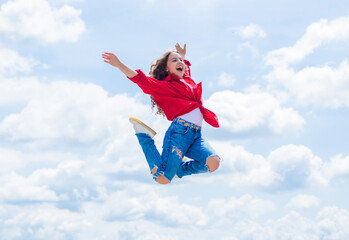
[{"xmin": 136, "ymin": 118, "xmax": 217, "ymax": 182}]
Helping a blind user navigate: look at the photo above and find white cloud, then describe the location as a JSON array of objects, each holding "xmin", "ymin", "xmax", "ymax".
[
  {"xmin": 322, "ymin": 154, "xmax": 349, "ymax": 180},
  {"xmin": 208, "ymin": 194, "xmax": 275, "ymax": 220},
  {"xmin": 268, "ymin": 144, "xmax": 325, "ymax": 188},
  {"xmin": 0, "ymin": 80, "xmax": 151, "ymax": 142},
  {"xmin": 264, "ymin": 15, "xmax": 349, "ymax": 108},
  {"xmin": 0, "ymin": 151, "xmax": 106, "ymax": 203},
  {"xmin": 205, "ymin": 89, "xmax": 305, "ymax": 134},
  {"xmin": 236, "ymin": 24, "xmax": 266, "ymax": 39},
  {"xmin": 265, "ymin": 16, "xmax": 349, "ymax": 67},
  {"xmin": 57, "ymin": 0, "xmax": 84, "ymax": 3},
  {"xmin": 204, "ymin": 206, "xmax": 349, "ymax": 240},
  {"xmin": 217, "ymin": 72, "xmax": 235, "ymax": 87},
  {"xmin": 0, "ymin": 0, "xmax": 85, "ymax": 43},
  {"xmin": 0, "ymin": 76, "xmax": 41, "ymax": 105},
  {"xmin": 317, "ymin": 207, "xmax": 349, "ymax": 239},
  {"xmin": 0, "ymin": 204, "xmax": 89, "ymax": 239},
  {"xmin": 99, "ymin": 186, "xmax": 208, "ymax": 227},
  {"xmin": 225, "ymin": 211, "xmax": 318, "ymax": 240},
  {"xmin": 239, "ymin": 42, "xmax": 260, "ymax": 57},
  {"xmin": 0, "ymin": 143, "xmax": 152, "ymax": 204},
  {"xmin": 0, "ymin": 172, "xmax": 59, "ymax": 202},
  {"xmin": 0, "ymin": 148, "xmax": 24, "ymax": 172},
  {"xmin": 0, "ymin": 143, "xmax": 150, "ymax": 204},
  {"xmin": 232, "ymin": 24, "xmax": 265, "ymax": 58},
  {"xmin": 1, "ymin": 143, "xmax": 349, "ymax": 239},
  {"xmin": 287, "ymin": 194, "xmax": 320, "ymax": 209},
  {"xmin": 271, "ymin": 211, "xmax": 319, "ymax": 240},
  {"xmin": 28, "ymin": 160, "xmax": 98, "ymax": 201},
  {"xmin": 0, "ymin": 48, "xmax": 38, "ymax": 76},
  {"xmin": 210, "ymin": 142, "xmax": 330, "ymax": 189},
  {"xmin": 266, "ymin": 60, "xmax": 349, "ymax": 108},
  {"xmin": 211, "ymin": 142, "xmax": 275, "ymax": 188}
]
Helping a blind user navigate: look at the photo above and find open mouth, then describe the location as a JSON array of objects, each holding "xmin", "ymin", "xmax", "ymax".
[{"xmin": 176, "ymin": 67, "xmax": 183, "ymax": 72}]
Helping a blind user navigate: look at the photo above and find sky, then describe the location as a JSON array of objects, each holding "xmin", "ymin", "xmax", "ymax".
[{"xmin": 1, "ymin": 0, "xmax": 349, "ymax": 239}]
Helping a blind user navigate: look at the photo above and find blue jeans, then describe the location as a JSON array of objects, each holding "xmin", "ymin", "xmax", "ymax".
[{"xmin": 136, "ymin": 118, "xmax": 218, "ymax": 182}]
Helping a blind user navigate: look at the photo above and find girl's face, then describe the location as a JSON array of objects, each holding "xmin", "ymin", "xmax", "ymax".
[{"xmin": 166, "ymin": 52, "xmax": 185, "ymax": 79}]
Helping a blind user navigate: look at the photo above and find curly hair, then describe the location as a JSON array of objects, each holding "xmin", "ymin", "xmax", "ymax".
[{"xmin": 148, "ymin": 50, "xmax": 177, "ymax": 117}]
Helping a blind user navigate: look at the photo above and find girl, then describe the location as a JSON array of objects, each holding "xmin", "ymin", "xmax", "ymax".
[{"xmin": 102, "ymin": 43, "xmax": 221, "ymax": 184}]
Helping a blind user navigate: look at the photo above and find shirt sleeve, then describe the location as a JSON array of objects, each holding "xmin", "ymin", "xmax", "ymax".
[
  {"xmin": 127, "ymin": 69, "xmax": 169, "ymax": 96},
  {"xmin": 127, "ymin": 69, "xmax": 147, "ymax": 84},
  {"xmin": 184, "ymin": 59, "xmax": 191, "ymax": 78}
]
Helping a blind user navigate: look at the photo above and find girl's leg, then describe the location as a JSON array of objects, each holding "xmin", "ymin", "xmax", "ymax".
[
  {"xmin": 135, "ymin": 133, "xmax": 161, "ymax": 173},
  {"xmin": 176, "ymin": 158, "xmax": 208, "ymax": 178},
  {"xmin": 134, "ymin": 119, "xmax": 216, "ymax": 183},
  {"xmin": 153, "ymin": 122, "xmax": 194, "ymax": 183},
  {"xmin": 176, "ymin": 132, "xmax": 220, "ymax": 178}
]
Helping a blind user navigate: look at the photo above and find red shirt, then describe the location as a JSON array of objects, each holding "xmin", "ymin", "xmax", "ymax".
[{"xmin": 127, "ymin": 60, "xmax": 219, "ymax": 128}]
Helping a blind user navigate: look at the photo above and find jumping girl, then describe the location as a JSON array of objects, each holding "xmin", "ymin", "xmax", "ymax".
[{"xmin": 102, "ymin": 43, "xmax": 221, "ymax": 184}]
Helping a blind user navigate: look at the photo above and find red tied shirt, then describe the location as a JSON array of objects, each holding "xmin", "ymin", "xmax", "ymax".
[{"xmin": 127, "ymin": 60, "xmax": 219, "ymax": 128}]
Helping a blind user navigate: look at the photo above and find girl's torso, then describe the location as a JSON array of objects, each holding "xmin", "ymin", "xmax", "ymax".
[{"xmin": 178, "ymin": 79, "xmax": 203, "ymax": 126}]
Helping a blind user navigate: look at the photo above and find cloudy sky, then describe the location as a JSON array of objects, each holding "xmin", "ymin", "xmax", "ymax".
[{"xmin": 1, "ymin": 0, "xmax": 349, "ymax": 239}]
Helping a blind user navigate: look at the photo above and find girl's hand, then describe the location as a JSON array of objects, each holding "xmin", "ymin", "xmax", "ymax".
[
  {"xmin": 175, "ymin": 43, "xmax": 186, "ymax": 59},
  {"xmin": 102, "ymin": 52, "xmax": 122, "ymax": 68},
  {"xmin": 102, "ymin": 52, "xmax": 138, "ymax": 78}
]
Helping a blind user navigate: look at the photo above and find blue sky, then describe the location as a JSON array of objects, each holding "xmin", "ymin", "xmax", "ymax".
[{"xmin": 1, "ymin": 0, "xmax": 349, "ymax": 239}]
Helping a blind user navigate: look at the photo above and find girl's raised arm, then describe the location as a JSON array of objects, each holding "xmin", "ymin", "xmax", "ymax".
[
  {"xmin": 175, "ymin": 43, "xmax": 186, "ymax": 59},
  {"xmin": 102, "ymin": 52, "xmax": 138, "ymax": 78}
]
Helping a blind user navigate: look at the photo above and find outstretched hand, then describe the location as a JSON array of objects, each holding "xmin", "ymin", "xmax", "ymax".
[
  {"xmin": 102, "ymin": 52, "xmax": 121, "ymax": 68},
  {"xmin": 102, "ymin": 52, "xmax": 138, "ymax": 78},
  {"xmin": 175, "ymin": 43, "xmax": 186, "ymax": 59}
]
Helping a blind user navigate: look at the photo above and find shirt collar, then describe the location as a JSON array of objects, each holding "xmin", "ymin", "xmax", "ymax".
[{"xmin": 163, "ymin": 73, "xmax": 180, "ymax": 82}]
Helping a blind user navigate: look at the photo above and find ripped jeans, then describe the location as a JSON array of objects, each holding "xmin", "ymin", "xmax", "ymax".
[{"xmin": 136, "ymin": 118, "xmax": 218, "ymax": 182}]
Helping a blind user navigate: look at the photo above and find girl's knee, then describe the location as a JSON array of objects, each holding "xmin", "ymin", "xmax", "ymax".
[
  {"xmin": 206, "ymin": 156, "xmax": 220, "ymax": 172},
  {"xmin": 155, "ymin": 175, "xmax": 170, "ymax": 184}
]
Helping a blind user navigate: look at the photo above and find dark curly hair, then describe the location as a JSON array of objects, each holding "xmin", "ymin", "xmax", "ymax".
[{"xmin": 148, "ymin": 50, "xmax": 177, "ymax": 117}]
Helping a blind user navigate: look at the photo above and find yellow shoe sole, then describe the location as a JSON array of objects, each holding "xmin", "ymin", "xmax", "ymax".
[{"xmin": 129, "ymin": 117, "xmax": 157, "ymax": 137}]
